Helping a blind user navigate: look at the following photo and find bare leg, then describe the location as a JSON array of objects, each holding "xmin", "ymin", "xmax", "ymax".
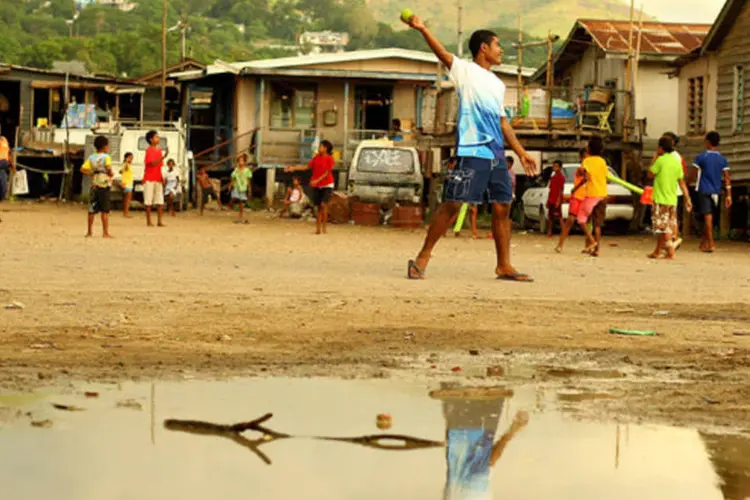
[
  {"xmin": 157, "ymin": 205, "xmax": 165, "ymax": 227},
  {"xmin": 238, "ymin": 199, "xmax": 244, "ymax": 221},
  {"xmin": 591, "ymin": 226, "xmax": 602, "ymax": 256},
  {"xmin": 168, "ymin": 195, "xmax": 176, "ymax": 217},
  {"xmin": 86, "ymin": 213, "xmax": 94, "ymax": 236},
  {"xmin": 410, "ymin": 202, "xmax": 461, "ymax": 277},
  {"xmin": 102, "ymin": 212, "xmax": 112, "ymax": 238},
  {"xmin": 703, "ymin": 214, "xmax": 715, "ymax": 251},
  {"xmin": 123, "ymin": 192, "xmax": 132, "ymax": 217},
  {"xmin": 145, "ymin": 206, "xmax": 153, "ymax": 226},
  {"xmin": 648, "ymin": 234, "xmax": 665, "ymax": 258},
  {"xmin": 579, "ymin": 220, "xmax": 595, "ymax": 251},
  {"xmin": 556, "ymin": 215, "xmax": 576, "ymax": 252},
  {"xmin": 492, "ymin": 203, "xmax": 530, "ymax": 279},
  {"xmin": 315, "ymin": 205, "xmax": 323, "ymax": 234},
  {"xmin": 321, "ymin": 203, "xmax": 328, "ymax": 233},
  {"xmin": 471, "ymin": 206, "xmax": 479, "ymax": 239}
]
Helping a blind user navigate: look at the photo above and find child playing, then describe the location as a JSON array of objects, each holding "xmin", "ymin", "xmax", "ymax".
[
  {"xmin": 197, "ymin": 166, "xmax": 223, "ymax": 216},
  {"xmin": 556, "ymin": 148, "xmax": 588, "ymax": 252},
  {"xmin": 693, "ymin": 131, "xmax": 732, "ymax": 253},
  {"xmin": 120, "ymin": 152, "xmax": 134, "ymax": 218},
  {"xmin": 227, "ymin": 153, "xmax": 253, "ymax": 224},
  {"xmin": 280, "ymin": 176, "xmax": 305, "ymax": 218},
  {"xmin": 578, "ymin": 136, "xmax": 608, "ymax": 257},
  {"xmin": 164, "ymin": 159, "xmax": 180, "ymax": 217},
  {"xmin": 81, "ymin": 135, "xmax": 114, "ymax": 238},
  {"xmin": 647, "ymin": 135, "xmax": 693, "ymax": 259},
  {"xmin": 546, "ymin": 160, "xmax": 565, "ymax": 237},
  {"xmin": 143, "ymin": 130, "xmax": 168, "ymax": 227},
  {"xmin": 285, "ymin": 140, "xmax": 335, "ymax": 235}
]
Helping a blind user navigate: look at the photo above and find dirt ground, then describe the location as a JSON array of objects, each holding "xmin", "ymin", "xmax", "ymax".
[{"xmin": 1, "ymin": 203, "xmax": 750, "ymax": 431}]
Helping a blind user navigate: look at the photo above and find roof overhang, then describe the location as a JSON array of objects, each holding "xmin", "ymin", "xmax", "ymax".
[{"xmin": 701, "ymin": 0, "xmax": 745, "ymax": 54}]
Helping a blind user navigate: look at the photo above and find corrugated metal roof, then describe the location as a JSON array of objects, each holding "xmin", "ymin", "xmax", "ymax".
[
  {"xmin": 176, "ymin": 48, "xmax": 536, "ymax": 80},
  {"xmin": 579, "ymin": 20, "xmax": 710, "ymax": 55}
]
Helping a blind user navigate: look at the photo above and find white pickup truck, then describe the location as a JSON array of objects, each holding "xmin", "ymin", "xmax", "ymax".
[{"xmin": 347, "ymin": 140, "xmax": 423, "ymax": 205}]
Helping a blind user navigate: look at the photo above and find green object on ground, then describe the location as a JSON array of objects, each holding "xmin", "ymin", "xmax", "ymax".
[
  {"xmin": 454, "ymin": 203, "xmax": 469, "ymax": 233},
  {"xmin": 400, "ymin": 8, "xmax": 413, "ymax": 22},
  {"xmin": 609, "ymin": 328, "xmax": 656, "ymax": 336},
  {"xmin": 607, "ymin": 174, "xmax": 644, "ymax": 195}
]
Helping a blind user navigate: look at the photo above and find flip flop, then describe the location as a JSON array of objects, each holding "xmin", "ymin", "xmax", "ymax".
[
  {"xmin": 555, "ymin": 246, "xmax": 563, "ymax": 253},
  {"xmin": 407, "ymin": 260, "xmax": 425, "ymax": 280},
  {"xmin": 497, "ymin": 273, "xmax": 534, "ymax": 283},
  {"xmin": 673, "ymin": 238, "xmax": 683, "ymax": 251}
]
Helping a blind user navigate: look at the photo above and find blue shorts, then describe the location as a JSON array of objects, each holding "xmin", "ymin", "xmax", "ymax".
[
  {"xmin": 123, "ymin": 186, "xmax": 133, "ymax": 194},
  {"xmin": 696, "ymin": 193, "xmax": 718, "ymax": 216},
  {"xmin": 444, "ymin": 157, "xmax": 512, "ymax": 205}
]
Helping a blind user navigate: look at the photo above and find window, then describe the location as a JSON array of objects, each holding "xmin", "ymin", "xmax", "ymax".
[
  {"xmin": 733, "ymin": 65, "xmax": 745, "ymax": 133},
  {"xmin": 687, "ymin": 76, "xmax": 705, "ymax": 135},
  {"xmin": 270, "ymin": 83, "xmax": 316, "ymax": 129},
  {"xmin": 355, "ymin": 147, "xmax": 414, "ymax": 174},
  {"xmin": 138, "ymin": 137, "xmax": 168, "ymax": 150}
]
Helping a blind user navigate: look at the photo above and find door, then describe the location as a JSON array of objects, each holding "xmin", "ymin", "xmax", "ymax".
[{"xmin": 354, "ymin": 85, "xmax": 393, "ymax": 136}]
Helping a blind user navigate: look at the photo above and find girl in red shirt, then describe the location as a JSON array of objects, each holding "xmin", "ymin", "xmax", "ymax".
[{"xmin": 286, "ymin": 140, "xmax": 335, "ymax": 234}]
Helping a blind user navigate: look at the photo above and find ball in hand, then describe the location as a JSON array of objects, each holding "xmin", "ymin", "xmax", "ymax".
[{"xmin": 400, "ymin": 8, "xmax": 414, "ymax": 22}]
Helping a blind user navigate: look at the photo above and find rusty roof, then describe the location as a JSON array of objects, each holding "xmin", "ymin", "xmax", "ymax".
[
  {"xmin": 578, "ymin": 20, "xmax": 711, "ymax": 55},
  {"xmin": 531, "ymin": 19, "xmax": 712, "ymax": 82}
]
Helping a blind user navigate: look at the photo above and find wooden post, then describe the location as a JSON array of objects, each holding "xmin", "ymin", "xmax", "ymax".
[
  {"xmin": 720, "ymin": 194, "xmax": 730, "ymax": 239},
  {"xmin": 47, "ymin": 88, "xmax": 53, "ymax": 123},
  {"xmin": 457, "ymin": 0, "xmax": 463, "ymax": 58},
  {"xmin": 546, "ymin": 31, "xmax": 554, "ymax": 130},
  {"xmin": 623, "ymin": 0, "xmax": 635, "ymax": 141},
  {"xmin": 114, "ymin": 94, "xmax": 120, "ymax": 121},
  {"xmin": 160, "ymin": 0, "xmax": 167, "ymax": 121},
  {"xmin": 517, "ymin": 16, "xmax": 523, "ymax": 114}
]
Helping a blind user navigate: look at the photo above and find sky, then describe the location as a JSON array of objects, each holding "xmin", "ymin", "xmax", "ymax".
[{"xmin": 638, "ymin": 0, "xmax": 724, "ymax": 23}]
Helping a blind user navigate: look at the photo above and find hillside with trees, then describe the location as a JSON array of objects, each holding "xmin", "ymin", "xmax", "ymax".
[{"xmin": 0, "ymin": 0, "xmax": 556, "ymax": 78}]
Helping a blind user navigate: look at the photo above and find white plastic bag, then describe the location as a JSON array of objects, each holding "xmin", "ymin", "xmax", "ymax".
[{"xmin": 11, "ymin": 169, "xmax": 29, "ymax": 196}]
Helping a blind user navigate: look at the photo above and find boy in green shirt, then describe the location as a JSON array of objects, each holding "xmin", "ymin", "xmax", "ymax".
[
  {"xmin": 227, "ymin": 153, "xmax": 253, "ymax": 224},
  {"xmin": 647, "ymin": 135, "xmax": 692, "ymax": 260}
]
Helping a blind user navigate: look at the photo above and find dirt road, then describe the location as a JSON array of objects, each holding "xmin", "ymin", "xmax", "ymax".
[{"xmin": 1, "ymin": 203, "xmax": 749, "ymax": 429}]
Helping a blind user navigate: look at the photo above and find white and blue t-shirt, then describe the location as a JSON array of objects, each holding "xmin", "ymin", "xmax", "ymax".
[
  {"xmin": 449, "ymin": 57, "xmax": 506, "ymax": 163},
  {"xmin": 693, "ymin": 150, "xmax": 729, "ymax": 195}
]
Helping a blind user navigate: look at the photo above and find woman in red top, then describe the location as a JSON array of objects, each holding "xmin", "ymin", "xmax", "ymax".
[{"xmin": 286, "ymin": 140, "xmax": 335, "ymax": 234}]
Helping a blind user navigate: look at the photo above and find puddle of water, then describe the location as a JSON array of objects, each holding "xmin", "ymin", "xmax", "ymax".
[{"xmin": 1, "ymin": 378, "xmax": 748, "ymax": 500}]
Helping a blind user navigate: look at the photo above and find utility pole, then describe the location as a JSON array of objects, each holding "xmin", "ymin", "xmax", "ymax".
[
  {"xmin": 517, "ymin": 16, "xmax": 523, "ymax": 113},
  {"xmin": 161, "ymin": 0, "xmax": 168, "ymax": 121},
  {"xmin": 457, "ymin": 0, "xmax": 463, "ymax": 57}
]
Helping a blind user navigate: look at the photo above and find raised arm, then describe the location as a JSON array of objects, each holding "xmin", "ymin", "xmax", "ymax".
[
  {"xmin": 490, "ymin": 411, "xmax": 528, "ymax": 467},
  {"xmin": 501, "ymin": 118, "xmax": 538, "ymax": 176},
  {"xmin": 403, "ymin": 15, "xmax": 453, "ymax": 70}
]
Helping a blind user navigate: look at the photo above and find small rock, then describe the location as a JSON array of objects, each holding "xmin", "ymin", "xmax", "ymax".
[
  {"xmin": 451, "ymin": 366, "xmax": 462, "ymax": 373},
  {"xmin": 116, "ymin": 399, "xmax": 143, "ymax": 411},
  {"xmin": 5, "ymin": 301, "xmax": 25, "ymax": 310},
  {"xmin": 31, "ymin": 419, "xmax": 53, "ymax": 429},
  {"xmin": 469, "ymin": 349, "xmax": 480, "ymax": 356},
  {"xmin": 486, "ymin": 366, "xmax": 505, "ymax": 377},
  {"xmin": 376, "ymin": 413, "xmax": 392, "ymax": 430},
  {"xmin": 653, "ymin": 310, "xmax": 670, "ymax": 316}
]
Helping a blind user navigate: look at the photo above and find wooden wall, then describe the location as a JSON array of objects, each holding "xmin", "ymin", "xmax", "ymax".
[{"xmin": 715, "ymin": 0, "xmax": 750, "ymax": 182}]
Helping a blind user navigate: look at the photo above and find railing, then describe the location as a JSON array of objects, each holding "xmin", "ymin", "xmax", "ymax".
[{"xmin": 257, "ymin": 127, "xmax": 400, "ymax": 167}]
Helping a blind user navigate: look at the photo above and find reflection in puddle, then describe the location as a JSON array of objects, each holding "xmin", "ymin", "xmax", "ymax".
[{"xmin": 0, "ymin": 378, "xmax": 748, "ymax": 500}]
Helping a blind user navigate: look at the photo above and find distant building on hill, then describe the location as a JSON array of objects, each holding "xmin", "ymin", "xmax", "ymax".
[
  {"xmin": 74, "ymin": 0, "xmax": 136, "ymax": 12},
  {"xmin": 297, "ymin": 32, "xmax": 349, "ymax": 55}
]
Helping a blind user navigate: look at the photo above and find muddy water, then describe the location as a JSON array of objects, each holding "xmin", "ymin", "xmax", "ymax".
[{"xmin": 0, "ymin": 378, "xmax": 748, "ymax": 500}]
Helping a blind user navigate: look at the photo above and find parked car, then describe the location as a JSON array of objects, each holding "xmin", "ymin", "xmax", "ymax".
[
  {"xmin": 520, "ymin": 164, "xmax": 635, "ymax": 233},
  {"xmin": 347, "ymin": 140, "xmax": 423, "ymax": 205}
]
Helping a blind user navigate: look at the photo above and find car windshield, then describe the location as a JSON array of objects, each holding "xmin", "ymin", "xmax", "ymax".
[{"xmin": 356, "ymin": 148, "xmax": 414, "ymax": 174}]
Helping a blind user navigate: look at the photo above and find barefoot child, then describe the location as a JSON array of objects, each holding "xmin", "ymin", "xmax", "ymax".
[
  {"xmin": 546, "ymin": 160, "xmax": 565, "ymax": 237},
  {"xmin": 227, "ymin": 153, "xmax": 253, "ymax": 224},
  {"xmin": 285, "ymin": 140, "xmax": 335, "ymax": 235},
  {"xmin": 119, "ymin": 152, "xmax": 134, "ymax": 217},
  {"xmin": 81, "ymin": 135, "xmax": 113, "ymax": 237},
  {"xmin": 143, "ymin": 130, "xmax": 168, "ymax": 227},
  {"xmin": 577, "ymin": 136, "xmax": 608, "ymax": 257},
  {"xmin": 197, "ymin": 166, "xmax": 222, "ymax": 216},
  {"xmin": 164, "ymin": 159, "xmax": 180, "ymax": 217},
  {"xmin": 693, "ymin": 131, "xmax": 731, "ymax": 253},
  {"xmin": 556, "ymin": 148, "xmax": 588, "ymax": 252},
  {"xmin": 648, "ymin": 135, "xmax": 692, "ymax": 259}
]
